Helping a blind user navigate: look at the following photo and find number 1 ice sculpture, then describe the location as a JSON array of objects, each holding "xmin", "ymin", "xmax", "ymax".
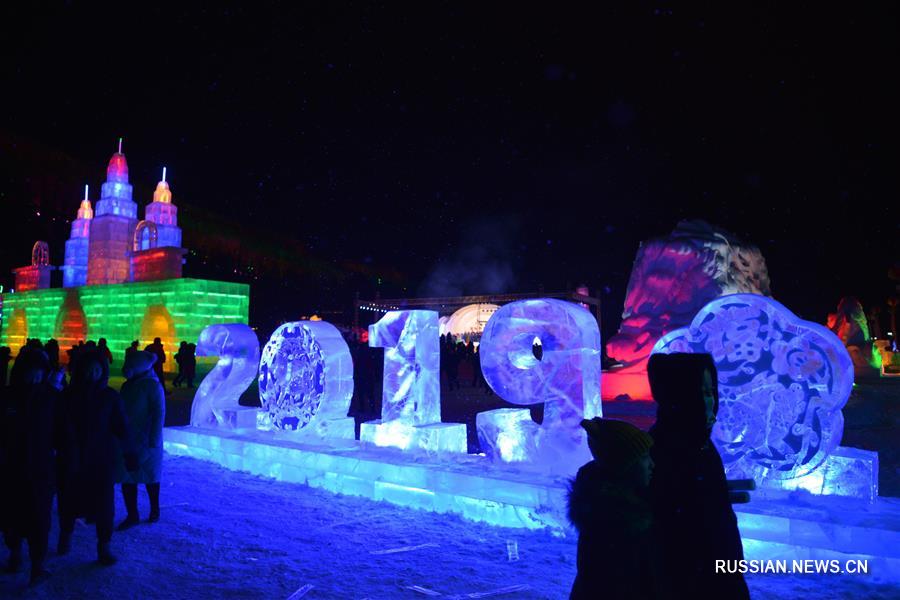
[{"xmin": 360, "ymin": 310, "xmax": 467, "ymax": 452}]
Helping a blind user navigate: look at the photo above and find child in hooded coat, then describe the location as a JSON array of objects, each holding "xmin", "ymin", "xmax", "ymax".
[
  {"xmin": 568, "ymin": 417, "xmax": 659, "ymax": 599},
  {"xmin": 647, "ymin": 353, "xmax": 749, "ymax": 599},
  {"xmin": 115, "ymin": 350, "xmax": 165, "ymax": 529}
]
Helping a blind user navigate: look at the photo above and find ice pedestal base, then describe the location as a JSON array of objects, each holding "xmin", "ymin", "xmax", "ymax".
[
  {"xmin": 164, "ymin": 425, "xmax": 899, "ymax": 583},
  {"xmin": 751, "ymin": 446, "xmax": 879, "ymax": 503},
  {"xmin": 476, "ymin": 408, "xmax": 538, "ymax": 463},
  {"xmin": 256, "ymin": 413, "xmax": 356, "ymax": 441},
  {"xmin": 360, "ymin": 420, "xmax": 467, "ymax": 454},
  {"xmin": 221, "ymin": 407, "xmax": 260, "ymax": 429}
]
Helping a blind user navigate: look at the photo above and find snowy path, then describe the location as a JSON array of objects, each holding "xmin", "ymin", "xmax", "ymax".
[{"xmin": 1, "ymin": 455, "xmax": 896, "ymax": 599}]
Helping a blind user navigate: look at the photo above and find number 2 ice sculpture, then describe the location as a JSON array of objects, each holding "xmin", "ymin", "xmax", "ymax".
[
  {"xmin": 258, "ymin": 320, "xmax": 355, "ymax": 438},
  {"xmin": 478, "ymin": 299, "xmax": 602, "ymax": 471},
  {"xmin": 190, "ymin": 323, "xmax": 260, "ymax": 428},
  {"xmin": 652, "ymin": 294, "xmax": 853, "ymax": 480}
]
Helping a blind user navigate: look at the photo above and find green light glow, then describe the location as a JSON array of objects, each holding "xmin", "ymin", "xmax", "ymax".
[{"xmin": 0, "ymin": 278, "xmax": 249, "ymax": 370}]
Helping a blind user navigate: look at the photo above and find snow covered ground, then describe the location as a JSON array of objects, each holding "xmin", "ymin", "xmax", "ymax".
[{"xmin": 1, "ymin": 454, "xmax": 896, "ymax": 599}]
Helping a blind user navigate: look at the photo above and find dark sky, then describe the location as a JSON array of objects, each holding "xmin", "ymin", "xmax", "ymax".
[{"xmin": 1, "ymin": 2, "xmax": 897, "ymax": 338}]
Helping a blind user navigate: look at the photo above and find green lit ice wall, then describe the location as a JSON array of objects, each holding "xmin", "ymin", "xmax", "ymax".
[{"xmin": 0, "ymin": 278, "xmax": 249, "ymax": 369}]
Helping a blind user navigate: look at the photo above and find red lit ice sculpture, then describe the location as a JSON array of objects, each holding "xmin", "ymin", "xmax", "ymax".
[{"xmin": 605, "ymin": 220, "xmax": 771, "ymax": 400}]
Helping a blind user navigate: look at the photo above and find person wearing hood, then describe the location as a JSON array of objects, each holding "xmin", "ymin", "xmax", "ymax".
[
  {"xmin": 647, "ymin": 353, "xmax": 749, "ymax": 599},
  {"xmin": 57, "ymin": 348, "xmax": 136, "ymax": 566},
  {"xmin": 0, "ymin": 348, "xmax": 59, "ymax": 586},
  {"xmin": 568, "ymin": 417, "xmax": 658, "ymax": 599},
  {"xmin": 115, "ymin": 350, "xmax": 165, "ymax": 529}
]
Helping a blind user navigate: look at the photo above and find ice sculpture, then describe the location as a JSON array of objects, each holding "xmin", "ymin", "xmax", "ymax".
[
  {"xmin": 475, "ymin": 408, "xmax": 538, "ymax": 463},
  {"xmin": 258, "ymin": 321, "xmax": 355, "ymax": 438},
  {"xmin": 652, "ymin": 294, "xmax": 853, "ymax": 480},
  {"xmin": 605, "ymin": 220, "xmax": 772, "ymax": 400},
  {"xmin": 191, "ymin": 323, "xmax": 260, "ymax": 428},
  {"xmin": 144, "ymin": 167, "xmax": 183, "ymax": 248},
  {"xmin": 13, "ymin": 241, "xmax": 55, "ymax": 291},
  {"xmin": 361, "ymin": 310, "xmax": 466, "ymax": 452},
  {"xmin": 63, "ymin": 185, "xmax": 93, "ymax": 287},
  {"xmin": 478, "ymin": 299, "xmax": 602, "ymax": 470},
  {"xmin": 87, "ymin": 140, "xmax": 138, "ymax": 285}
]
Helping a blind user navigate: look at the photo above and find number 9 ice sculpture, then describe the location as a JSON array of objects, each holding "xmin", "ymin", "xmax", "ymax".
[
  {"xmin": 477, "ymin": 299, "xmax": 602, "ymax": 472},
  {"xmin": 257, "ymin": 321, "xmax": 356, "ymax": 439},
  {"xmin": 652, "ymin": 294, "xmax": 853, "ymax": 481},
  {"xmin": 190, "ymin": 323, "xmax": 261, "ymax": 428}
]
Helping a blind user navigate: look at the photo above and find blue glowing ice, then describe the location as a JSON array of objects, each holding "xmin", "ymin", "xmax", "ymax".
[
  {"xmin": 368, "ymin": 310, "xmax": 440, "ymax": 425},
  {"xmin": 362, "ymin": 310, "xmax": 466, "ymax": 452},
  {"xmin": 478, "ymin": 299, "xmax": 602, "ymax": 470},
  {"xmin": 652, "ymin": 294, "xmax": 854, "ymax": 481},
  {"xmin": 258, "ymin": 321, "xmax": 354, "ymax": 433},
  {"xmin": 190, "ymin": 323, "xmax": 261, "ymax": 428}
]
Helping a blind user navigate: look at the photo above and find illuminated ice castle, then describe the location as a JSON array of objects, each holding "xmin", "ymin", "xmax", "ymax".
[{"xmin": 1, "ymin": 141, "xmax": 249, "ymax": 366}]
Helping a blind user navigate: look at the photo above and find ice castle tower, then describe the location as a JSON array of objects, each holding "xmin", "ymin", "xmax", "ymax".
[
  {"xmin": 86, "ymin": 140, "xmax": 138, "ymax": 285},
  {"xmin": 62, "ymin": 185, "xmax": 93, "ymax": 287},
  {"xmin": 130, "ymin": 167, "xmax": 186, "ymax": 282}
]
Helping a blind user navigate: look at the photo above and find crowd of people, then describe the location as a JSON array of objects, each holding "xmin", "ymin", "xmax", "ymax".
[
  {"xmin": 439, "ymin": 333, "xmax": 489, "ymax": 392},
  {"xmin": 0, "ymin": 337, "xmax": 166, "ymax": 586}
]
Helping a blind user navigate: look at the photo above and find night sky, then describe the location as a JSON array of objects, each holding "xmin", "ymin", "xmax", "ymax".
[{"xmin": 1, "ymin": 3, "xmax": 897, "ymax": 339}]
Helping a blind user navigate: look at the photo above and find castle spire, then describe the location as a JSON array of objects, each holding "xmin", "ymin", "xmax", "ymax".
[
  {"xmin": 153, "ymin": 166, "xmax": 172, "ymax": 204},
  {"xmin": 77, "ymin": 185, "xmax": 93, "ymax": 219}
]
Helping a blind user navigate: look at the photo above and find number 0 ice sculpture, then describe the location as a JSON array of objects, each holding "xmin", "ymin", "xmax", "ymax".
[
  {"xmin": 190, "ymin": 323, "xmax": 260, "ymax": 429},
  {"xmin": 258, "ymin": 321, "xmax": 355, "ymax": 439},
  {"xmin": 361, "ymin": 310, "xmax": 467, "ymax": 453},
  {"xmin": 652, "ymin": 294, "xmax": 853, "ymax": 480},
  {"xmin": 478, "ymin": 299, "xmax": 602, "ymax": 471}
]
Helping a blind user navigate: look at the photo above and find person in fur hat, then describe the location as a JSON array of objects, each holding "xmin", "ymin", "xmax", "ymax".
[
  {"xmin": 57, "ymin": 348, "xmax": 135, "ymax": 566},
  {"xmin": 568, "ymin": 417, "xmax": 659, "ymax": 599},
  {"xmin": 115, "ymin": 350, "xmax": 165, "ymax": 529}
]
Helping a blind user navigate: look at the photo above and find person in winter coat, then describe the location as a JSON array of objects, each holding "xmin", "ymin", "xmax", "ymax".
[
  {"xmin": 184, "ymin": 343, "xmax": 197, "ymax": 388},
  {"xmin": 56, "ymin": 348, "xmax": 136, "ymax": 566},
  {"xmin": 647, "ymin": 353, "xmax": 749, "ymax": 599},
  {"xmin": 0, "ymin": 346, "xmax": 11, "ymax": 387},
  {"xmin": 568, "ymin": 417, "xmax": 658, "ymax": 599},
  {"xmin": 172, "ymin": 341, "xmax": 187, "ymax": 388},
  {"xmin": 116, "ymin": 350, "xmax": 165, "ymax": 529},
  {"xmin": 0, "ymin": 348, "xmax": 59, "ymax": 586},
  {"xmin": 144, "ymin": 338, "xmax": 167, "ymax": 392}
]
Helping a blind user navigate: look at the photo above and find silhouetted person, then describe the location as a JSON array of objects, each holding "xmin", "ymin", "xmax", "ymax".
[
  {"xmin": 56, "ymin": 349, "xmax": 135, "ymax": 566},
  {"xmin": 184, "ymin": 343, "xmax": 197, "ymax": 388},
  {"xmin": 568, "ymin": 418, "xmax": 658, "ymax": 599},
  {"xmin": 0, "ymin": 348, "xmax": 59, "ymax": 586},
  {"xmin": 144, "ymin": 338, "xmax": 166, "ymax": 391},
  {"xmin": 172, "ymin": 341, "xmax": 188, "ymax": 388},
  {"xmin": 116, "ymin": 351, "xmax": 165, "ymax": 529},
  {"xmin": 43, "ymin": 339, "xmax": 60, "ymax": 370},
  {"xmin": 0, "ymin": 347, "xmax": 11, "ymax": 387},
  {"xmin": 97, "ymin": 338, "xmax": 113, "ymax": 367},
  {"xmin": 125, "ymin": 340, "xmax": 139, "ymax": 364},
  {"xmin": 456, "ymin": 342, "xmax": 473, "ymax": 388},
  {"xmin": 647, "ymin": 353, "xmax": 749, "ymax": 599},
  {"xmin": 445, "ymin": 339, "xmax": 460, "ymax": 391}
]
